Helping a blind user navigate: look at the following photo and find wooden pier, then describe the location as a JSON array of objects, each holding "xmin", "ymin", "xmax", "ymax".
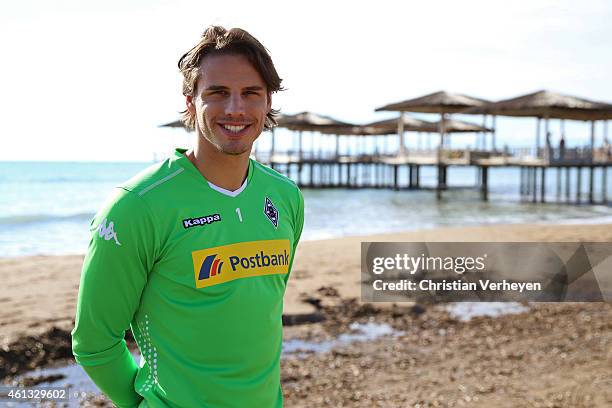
[{"xmin": 259, "ymin": 148, "xmax": 611, "ymax": 204}]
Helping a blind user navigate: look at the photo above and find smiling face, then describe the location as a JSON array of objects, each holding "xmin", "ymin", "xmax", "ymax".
[{"xmin": 186, "ymin": 53, "xmax": 271, "ymax": 156}]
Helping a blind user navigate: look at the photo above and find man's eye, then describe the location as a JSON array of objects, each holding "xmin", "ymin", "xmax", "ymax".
[{"xmin": 245, "ymin": 91, "xmax": 259, "ymax": 95}]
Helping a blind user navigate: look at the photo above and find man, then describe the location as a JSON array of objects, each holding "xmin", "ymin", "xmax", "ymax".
[{"xmin": 71, "ymin": 26, "xmax": 304, "ymax": 408}]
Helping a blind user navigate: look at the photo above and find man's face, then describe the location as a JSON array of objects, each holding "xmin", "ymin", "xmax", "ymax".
[{"xmin": 187, "ymin": 53, "xmax": 271, "ymax": 156}]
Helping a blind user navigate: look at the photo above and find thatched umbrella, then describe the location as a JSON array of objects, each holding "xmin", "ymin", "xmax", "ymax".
[
  {"xmin": 464, "ymin": 89, "xmax": 612, "ymax": 120},
  {"xmin": 159, "ymin": 119, "xmax": 189, "ymax": 129},
  {"xmin": 375, "ymin": 91, "xmax": 491, "ymax": 154},
  {"xmin": 316, "ymin": 117, "xmax": 492, "ymax": 155},
  {"xmin": 276, "ymin": 112, "xmax": 352, "ymax": 129},
  {"xmin": 427, "ymin": 119, "xmax": 491, "ymax": 133},
  {"xmin": 362, "ymin": 116, "xmax": 434, "ymax": 153},
  {"xmin": 366, "ymin": 116, "xmax": 432, "ymax": 131},
  {"xmin": 275, "ymin": 112, "xmax": 354, "ymax": 159},
  {"xmin": 426, "ymin": 119, "xmax": 493, "ymax": 150},
  {"xmin": 464, "ymin": 90, "xmax": 612, "ymax": 154},
  {"xmin": 365, "ymin": 117, "xmax": 490, "ymax": 134}
]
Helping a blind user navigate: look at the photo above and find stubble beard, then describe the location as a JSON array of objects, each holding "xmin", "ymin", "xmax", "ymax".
[{"xmin": 199, "ymin": 114, "xmax": 252, "ymax": 157}]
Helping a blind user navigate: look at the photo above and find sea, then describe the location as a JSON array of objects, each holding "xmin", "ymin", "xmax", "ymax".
[{"xmin": 1, "ymin": 160, "xmax": 612, "ymax": 258}]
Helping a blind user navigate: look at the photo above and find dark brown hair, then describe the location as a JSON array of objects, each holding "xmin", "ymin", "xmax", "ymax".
[{"xmin": 178, "ymin": 26, "xmax": 284, "ymax": 130}]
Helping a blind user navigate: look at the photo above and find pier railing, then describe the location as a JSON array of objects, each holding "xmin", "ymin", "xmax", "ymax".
[{"xmin": 255, "ymin": 147, "xmax": 612, "ymax": 166}]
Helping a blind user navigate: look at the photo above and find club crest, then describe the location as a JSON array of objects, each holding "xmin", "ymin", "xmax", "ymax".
[{"xmin": 264, "ymin": 197, "xmax": 279, "ymax": 228}]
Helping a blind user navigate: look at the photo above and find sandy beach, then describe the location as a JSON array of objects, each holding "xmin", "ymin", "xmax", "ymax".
[{"xmin": 1, "ymin": 222, "xmax": 611, "ymax": 406}]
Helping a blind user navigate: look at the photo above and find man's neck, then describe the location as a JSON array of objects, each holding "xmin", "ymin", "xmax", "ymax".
[{"xmin": 186, "ymin": 144, "xmax": 250, "ymax": 192}]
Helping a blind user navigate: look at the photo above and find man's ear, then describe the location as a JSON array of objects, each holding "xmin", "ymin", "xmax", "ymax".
[
  {"xmin": 186, "ymin": 95, "xmax": 195, "ymax": 115},
  {"xmin": 267, "ymin": 92, "xmax": 272, "ymax": 111}
]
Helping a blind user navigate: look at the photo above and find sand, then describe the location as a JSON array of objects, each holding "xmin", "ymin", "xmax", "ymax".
[
  {"xmin": 1, "ymin": 222, "xmax": 612, "ymax": 344},
  {"xmin": 1, "ymin": 222, "xmax": 611, "ymax": 407}
]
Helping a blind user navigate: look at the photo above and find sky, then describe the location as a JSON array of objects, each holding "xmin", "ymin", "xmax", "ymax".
[{"xmin": 1, "ymin": 0, "xmax": 611, "ymax": 162}]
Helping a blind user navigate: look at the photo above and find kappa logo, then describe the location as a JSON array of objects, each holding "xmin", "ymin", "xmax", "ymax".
[
  {"xmin": 183, "ymin": 213, "xmax": 221, "ymax": 229},
  {"xmin": 98, "ymin": 218, "xmax": 121, "ymax": 246},
  {"xmin": 264, "ymin": 197, "xmax": 279, "ymax": 228},
  {"xmin": 198, "ymin": 254, "xmax": 223, "ymax": 280}
]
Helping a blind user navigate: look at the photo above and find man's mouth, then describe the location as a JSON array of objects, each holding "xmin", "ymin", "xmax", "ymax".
[{"xmin": 218, "ymin": 123, "xmax": 252, "ymax": 134}]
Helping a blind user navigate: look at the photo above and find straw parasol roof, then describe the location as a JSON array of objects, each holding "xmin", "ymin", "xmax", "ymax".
[
  {"xmin": 275, "ymin": 111, "xmax": 354, "ymax": 131},
  {"xmin": 366, "ymin": 116, "xmax": 491, "ymax": 133},
  {"xmin": 159, "ymin": 119, "xmax": 189, "ymax": 129},
  {"xmin": 316, "ymin": 118, "xmax": 491, "ymax": 136},
  {"xmin": 428, "ymin": 119, "xmax": 492, "ymax": 133},
  {"xmin": 158, "ymin": 111, "xmax": 352, "ymax": 132},
  {"xmin": 375, "ymin": 91, "xmax": 490, "ymax": 114},
  {"xmin": 316, "ymin": 125, "xmax": 392, "ymax": 136},
  {"xmin": 463, "ymin": 90, "xmax": 612, "ymax": 120},
  {"xmin": 366, "ymin": 116, "xmax": 433, "ymax": 131}
]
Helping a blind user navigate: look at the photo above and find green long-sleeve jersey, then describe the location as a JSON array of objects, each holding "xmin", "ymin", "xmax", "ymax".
[{"xmin": 71, "ymin": 148, "xmax": 304, "ymax": 408}]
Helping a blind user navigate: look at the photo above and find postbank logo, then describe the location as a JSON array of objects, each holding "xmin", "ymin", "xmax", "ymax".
[{"xmin": 192, "ymin": 239, "xmax": 291, "ymax": 289}]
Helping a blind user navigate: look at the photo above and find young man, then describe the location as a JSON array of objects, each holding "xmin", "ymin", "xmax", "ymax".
[{"xmin": 71, "ymin": 26, "xmax": 304, "ymax": 408}]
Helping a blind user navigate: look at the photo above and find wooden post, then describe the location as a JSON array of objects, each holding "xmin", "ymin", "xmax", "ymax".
[
  {"xmin": 532, "ymin": 167, "xmax": 537, "ymax": 203},
  {"xmin": 565, "ymin": 167, "xmax": 571, "ymax": 203},
  {"xmin": 436, "ymin": 165, "xmax": 444, "ymax": 199},
  {"xmin": 589, "ymin": 166, "xmax": 594, "ymax": 204},
  {"xmin": 576, "ymin": 167, "xmax": 581, "ymax": 203},
  {"xmin": 540, "ymin": 167, "xmax": 546, "ymax": 203},
  {"xmin": 590, "ymin": 121, "xmax": 595, "ymax": 157},
  {"xmin": 334, "ymin": 134, "xmax": 339, "ymax": 158},
  {"xmin": 545, "ymin": 117, "xmax": 550, "ymax": 158},
  {"xmin": 442, "ymin": 166, "xmax": 448, "ymax": 188},
  {"xmin": 536, "ymin": 118, "xmax": 541, "ymax": 158},
  {"xmin": 492, "ymin": 115, "xmax": 497, "ymax": 151},
  {"xmin": 438, "ymin": 113, "xmax": 446, "ymax": 165},
  {"xmin": 298, "ymin": 131, "xmax": 303, "ymax": 160},
  {"xmin": 481, "ymin": 115, "xmax": 487, "ymax": 150},
  {"xmin": 408, "ymin": 165, "xmax": 414, "ymax": 189},
  {"xmin": 336, "ymin": 163, "xmax": 341, "ymax": 187},
  {"xmin": 309, "ymin": 163, "xmax": 314, "ymax": 188},
  {"xmin": 346, "ymin": 163, "xmax": 351, "ymax": 187},
  {"xmin": 556, "ymin": 167, "xmax": 561, "ymax": 201},
  {"xmin": 398, "ymin": 112, "xmax": 406, "ymax": 156},
  {"xmin": 393, "ymin": 165, "xmax": 398, "ymax": 191},
  {"xmin": 525, "ymin": 167, "xmax": 531, "ymax": 199},
  {"xmin": 481, "ymin": 166, "xmax": 489, "ymax": 201},
  {"xmin": 603, "ymin": 167, "xmax": 608, "ymax": 204}
]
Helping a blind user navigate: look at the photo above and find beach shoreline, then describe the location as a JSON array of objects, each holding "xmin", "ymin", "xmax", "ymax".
[
  {"xmin": 1, "ymin": 222, "xmax": 611, "ymax": 406},
  {"xmin": 1, "ymin": 221, "xmax": 612, "ymax": 343}
]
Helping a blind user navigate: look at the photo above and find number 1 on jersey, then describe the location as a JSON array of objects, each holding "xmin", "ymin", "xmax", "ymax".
[{"xmin": 235, "ymin": 207, "xmax": 243, "ymax": 222}]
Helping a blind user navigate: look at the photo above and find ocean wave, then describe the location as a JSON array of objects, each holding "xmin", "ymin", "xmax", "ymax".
[{"xmin": 0, "ymin": 212, "xmax": 94, "ymax": 226}]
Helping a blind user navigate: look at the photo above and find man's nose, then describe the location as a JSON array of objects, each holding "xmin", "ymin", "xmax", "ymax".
[{"xmin": 225, "ymin": 93, "xmax": 246, "ymax": 116}]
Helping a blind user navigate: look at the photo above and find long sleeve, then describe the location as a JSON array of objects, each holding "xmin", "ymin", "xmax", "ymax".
[{"xmin": 71, "ymin": 188, "xmax": 157, "ymax": 408}]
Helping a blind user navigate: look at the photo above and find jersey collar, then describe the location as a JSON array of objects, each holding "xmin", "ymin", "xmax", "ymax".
[{"xmin": 173, "ymin": 148, "xmax": 254, "ymax": 198}]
